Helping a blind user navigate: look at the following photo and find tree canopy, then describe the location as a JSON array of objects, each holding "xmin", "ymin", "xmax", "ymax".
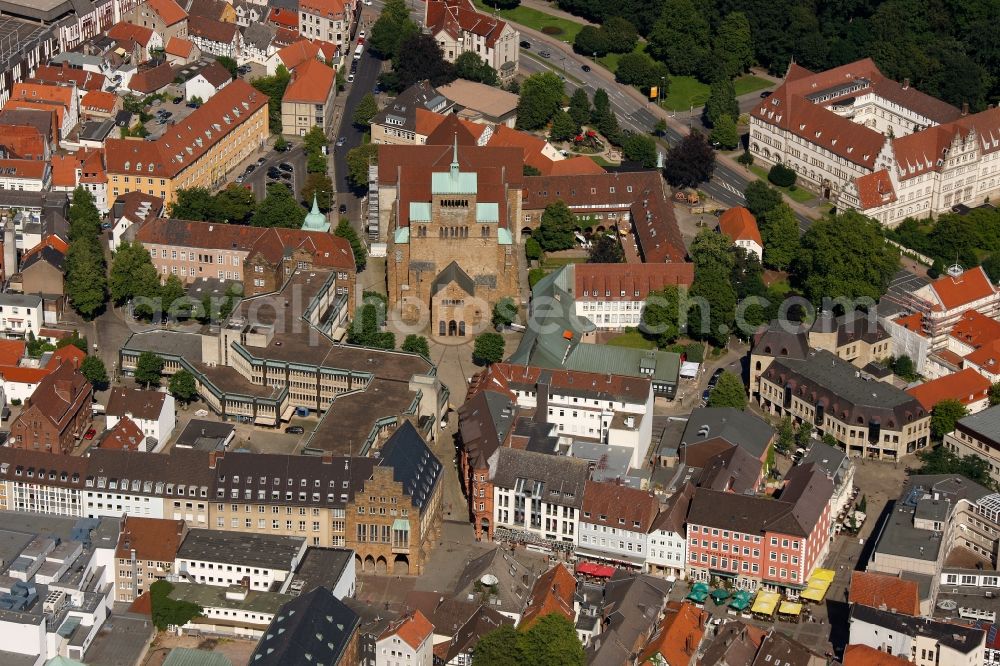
[
  {"xmin": 250, "ymin": 66, "xmax": 290, "ymax": 133},
  {"xmin": 368, "ymin": 0, "xmax": 418, "ymax": 59},
  {"xmin": 80, "ymin": 355, "xmax": 109, "ymax": 391},
  {"xmin": 252, "ymin": 183, "xmax": 307, "ymax": 228},
  {"xmin": 474, "ymin": 613, "xmax": 585, "ymax": 666},
  {"xmin": 708, "ymin": 371, "xmax": 747, "ymax": 409},
  {"xmin": 759, "ymin": 203, "xmax": 800, "ymax": 270},
  {"xmin": 455, "ymin": 52, "xmax": 500, "ymax": 86},
  {"xmin": 535, "ymin": 201, "xmax": 577, "ymax": 252},
  {"xmin": 918, "ymin": 445, "xmax": 992, "ymax": 488},
  {"xmin": 380, "ymin": 32, "xmax": 455, "ymax": 93},
  {"xmin": 588, "ymin": 235, "xmax": 625, "ymax": 263},
  {"xmin": 134, "ymin": 351, "xmax": 165, "ymax": 388},
  {"xmin": 931, "ymin": 399, "xmax": 968, "ymax": 440},
  {"xmin": 65, "ymin": 187, "xmax": 108, "ymax": 319},
  {"xmin": 334, "ymin": 218, "xmax": 368, "ymax": 271},
  {"xmin": 664, "ymin": 131, "xmax": 715, "ymax": 188},
  {"xmin": 516, "ymin": 72, "xmax": 565, "ymax": 131},
  {"xmin": 353, "ymin": 93, "xmax": 379, "ymax": 128},
  {"xmin": 346, "ymin": 143, "xmax": 378, "ymax": 191},
  {"xmin": 169, "ymin": 369, "xmax": 198, "ymax": 403},
  {"xmin": 473, "ymin": 332, "xmax": 505, "ymax": 365},
  {"xmin": 150, "ymin": 581, "xmax": 203, "ymax": 631},
  {"xmin": 401, "ymin": 334, "xmax": 431, "ymax": 357}
]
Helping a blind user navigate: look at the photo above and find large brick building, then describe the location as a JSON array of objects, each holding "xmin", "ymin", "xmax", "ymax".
[
  {"xmin": 9, "ymin": 356, "xmax": 92, "ymax": 454},
  {"xmin": 379, "ymin": 135, "xmax": 522, "ymax": 339}
]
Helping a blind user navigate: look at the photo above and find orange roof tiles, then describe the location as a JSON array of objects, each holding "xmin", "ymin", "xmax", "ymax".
[
  {"xmin": 30, "ymin": 65, "xmax": 106, "ymax": 92},
  {"xmin": 0, "ymin": 340, "xmax": 25, "ymax": 367},
  {"xmin": 282, "ymin": 58, "xmax": 334, "ymax": 104},
  {"xmin": 848, "ymin": 571, "xmax": 921, "ymax": 615},
  {"xmin": 108, "ymin": 22, "xmax": 156, "ymax": 47},
  {"xmin": 906, "ymin": 367, "xmax": 991, "ymax": 410},
  {"xmin": 718, "ymin": 206, "xmax": 762, "ymax": 246},
  {"xmin": 638, "ymin": 601, "xmax": 707, "ymax": 666},
  {"xmin": 165, "ymin": 36, "xmax": 195, "ymax": 58},
  {"xmin": 928, "ymin": 266, "xmax": 997, "ymax": 311},
  {"xmin": 147, "ymin": 0, "xmax": 188, "ymax": 25},
  {"xmin": 128, "ymin": 62, "xmax": 176, "ymax": 94},
  {"xmin": 949, "ymin": 310, "xmax": 1000, "ymax": 348},
  {"xmin": 268, "ymin": 6, "xmax": 299, "ymax": 29},
  {"xmin": 100, "ymin": 417, "xmax": 146, "ymax": 451},
  {"xmin": 853, "ymin": 169, "xmax": 897, "ymax": 210},
  {"xmin": 188, "ymin": 16, "xmax": 238, "ymax": 44},
  {"xmin": 23, "ymin": 235, "xmax": 69, "ymax": 262},
  {"xmin": 299, "ymin": 0, "xmax": 346, "ymax": 20},
  {"xmin": 575, "ymin": 262, "xmax": 694, "ymax": 301},
  {"xmin": 106, "ymin": 79, "xmax": 267, "ymax": 180},
  {"xmin": 276, "ymin": 39, "xmax": 322, "ymax": 70},
  {"xmin": 0, "ymin": 159, "xmax": 47, "ymax": 181},
  {"xmin": 9, "ymin": 82, "xmax": 74, "ymax": 126},
  {"xmin": 381, "ymin": 610, "xmax": 433, "ymax": 650},
  {"xmin": 519, "ymin": 563, "xmax": 576, "ymax": 629},
  {"xmin": 964, "ymin": 339, "xmax": 1000, "ymax": 376},
  {"xmin": 82, "ymin": 90, "xmax": 118, "ymax": 114},
  {"xmin": 426, "ymin": 0, "xmax": 509, "ymax": 48},
  {"xmin": 50, "ymin": 154, "xmax": 79, "ymax": 188},
  {"xmin": 548, "ymin": 155, "xmax": 605, "ymax": 176},
  {"xmin": 844, "ymin": 644, "xmax": 916, "ymax": 666},
  {"xmin": 582, "ymin": 480, "xmax": 659, "ymax": 532},
  {"xmin": 894, "ymin": 312, "xmax": 926, "ymax": 337},
  {"xmin": 116, "ymin": 516, "xmax": 186, "ymax": 562}
]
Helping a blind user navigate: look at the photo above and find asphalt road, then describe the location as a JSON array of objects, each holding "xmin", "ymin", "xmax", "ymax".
[
  {"xmin": 519, "ymin": 38, "xmax": 814, "ymax": 231},
  {"xmin": 333, "ymin": 50, "xmax": 383, "ymax": 225},
  {"xmin": 241, "ymin": 145, "xmax": 307, "ymax": 201}
]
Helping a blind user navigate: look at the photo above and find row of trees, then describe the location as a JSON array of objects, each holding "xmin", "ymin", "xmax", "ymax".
[
  {"xmin": 65, "ymin": 187, "xmax": 109, "ymax": 318},
  {"xmin": 170, "ymin": 183, "xmax": 307, "ymax": 228},
  {"xmin": 886, "ymin": 207, "xmax": 1000, "ymax": 281},
  {"xmin": 250, "ymin": 65, "xmax": 291, "ymax": 134}
]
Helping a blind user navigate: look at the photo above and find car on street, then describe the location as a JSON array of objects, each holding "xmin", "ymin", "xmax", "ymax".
[
  {"xmin": 257, "ymin": 157, "xmax": 267, "ymax": 165},
  {"xmin": 539, "ymin": 50, "xmax": 551, "ymax": 58},
  {"xmin": 347, "ymin": 72, "xmax": 355, "ymax": 82},
  {"xmin": 708, "ymin": 367, "xmax": 725, "ymax": 388},
  {"xmin": 339, "ymin": 203, "xmax": 348, "ymax": 214},
  {"xmin": 359, "ymin": 30, "xmax": 366, "ymax": 39},
  {"xmin": 581, "ymin": 64, "xmax": 591, "ymax": 72},
  {"xmin": 101, "ymin": 222, "xmax": 112, "ymax": 230},
  {"xmin": 519, "ymin": 40, "xmax": 530, "ymax": 48},
  {"xmin": 279, "ymin": 171, "xmax": 292, "ymax": 180},
  {"xmin": 701, "ymin": 388, "xmax": 712, "ymax": 404},
  {"xmin": 760, "ymin": 91, "xmax": 773, "ymax": 98},
  {"xmin": 285, "ymin": 426, "xmax": 304, "ymax": 434},
  {"xmin": 373, "ymin": 84, "xmax": 382, "ymax": 94},
  {"xmin": 186, "ymin": 101, "xmax": 199, "ymax": 108},
  {"xmin": 279, "ymin": 162, "xmax": 294, "ymax": 172},
  {"xmin": 84, "ymin": 428, "xmax": 96, "ymax": 440},
  {"xmin": 245, "ymin": 164, "xmax": 256, "ymax": 174},
  {"xmin": 336, "ymin": 136, "xmax": 346, "ymax": 147},
  {"xmin": 172, "ymin": 96, "xmax": 183, "ymax": 104},
  {"xmin": 267, "ymin": 167, "xmax": 282, "ymax": 178},
  {"xmin": 236, "ymin": 174, "xmax": 246, "ymax": 183}
]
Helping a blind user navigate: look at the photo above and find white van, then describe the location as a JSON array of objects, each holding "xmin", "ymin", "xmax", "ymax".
[{"xmin": 354, "ymin": 43, "xmax": 364, "ymax": 59}]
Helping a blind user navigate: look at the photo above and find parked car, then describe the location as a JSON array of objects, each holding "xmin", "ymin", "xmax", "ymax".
[
  {"xmin": 236, "ymin": 174, "xmax": 246, "ymax": 183},
  {"xmin": 708, "ymin": 367, "xmax": 724, "ymax": 388},
  {"xmin": 760, "ymin": 90, "xmax": 773, "ymax": 98},
  {"xmin": 186, "ymin": 101, "xmax": 199, "ymax": 108},
  {"xmin": 160, "ymin": 111, "xmax": 173, "ymax": 119},
  {"xmin": 257, "ymin": 157, "xmax": 267, "ymax": 165},
  {"xmin": 285, "ymin": 425, "xmax": 304, "ymax": 434},
  {"xmin": 279, "ymin": 162, "xmax": 294, "ymax": 172},
  {"xmin": 373, "ymin": 84, "xmax": 382, "ymax": 94},
  {"xmin": 347, "ymin": 72, "xmax": 355, "ymax": 82},
  {"xmin": 336, "ymin": 136, "xmax": 346, "ymax": 147},
  {"xmin": 84, "ymin": 428, "xmax": 96, "ymax": 440},
  {"xmin": 244, "ymin": 164, "xmax": 256, "ymax": 174},
  {"xmin": 339, "ymin": 203, "xmax": 347, "ymax": 214},
  {"xmin": 359, "ymin": 30, "xmax": 366, "ymax": 39},
  {"xmin": 519, "ymin": 40, "xmax": 530, "ymax": 48},
  {"xmin": 171, "ymin": 96, "xmax": 183, "ymax": 104},
  {"xmin": 101, "ymin": 222, "xmax": 112, "ymax": 230},
  {"xmin": 539, "ymin": 50, "xmax": 551, "ymax": 58},
  {"xmin": 701, "ymin": 388, "xmax": 712, "ymax": 404},
  {"xmin": 267, "ymin": 167, "xmax": 282, "ymax": 179},
  {"xmin": 581, "ymin": 64, "xmax": 591, "ymax": 72}
]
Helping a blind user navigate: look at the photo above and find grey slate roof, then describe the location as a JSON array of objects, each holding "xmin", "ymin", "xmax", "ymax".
[
  {"xmin": 492, "ymin": 448, "xmax": 588, "ymax": 509},
  {"xmin": 681, "ymin": 408, "xmax": 775, "ymax": 459},
  {"xmin": 752, "ymin": 321, "xmax": 810, "ymax": 359},
  {"xmin": 249, "ymin": 586, "xmax": 360, "ymax": 666},
  {"xmin": 752, "ymin": 631, "xmax": 822, "ymax": 666},
  {"xmin": 177, "ymin": 529, "xmax": 305, "ymax": 571},
  {"xmin": 458, "ymin": 389, "xmax": 515, "ymax": 468},
  {"xmin": 20, "ymin": 245, "xmax": 64, "ymax": 272},
  {"xmin": 850, "ymin": 604, "xmax": 984, "ymax": 653},
  {"xmin": 241, "ymin": 22, "xmax": 276, "ymax": 50},
  {"xmin": 800, "ymin": 441, "xmax": 848, "ymax": 485},
  {"xmin": 432, "ymin": 260, "xmax": 475, "ymax": 297},
  {"xmin": 372, "ymin": 80, "xmax": 450, "ymax": 132},
  {"xmin": 956, "ymin": 405, "xmax": 1000, "ymax": 445},
  {"xmin": 452, "ymin": 547, "xmax": 539, "ymax": 615},
  {"xmin": 377, "ymin": 421, "xmax": 442, "ymax": 511},
  {"xmin": 589, "ymin": 572, "xmax": 670, "ymax": 666}
]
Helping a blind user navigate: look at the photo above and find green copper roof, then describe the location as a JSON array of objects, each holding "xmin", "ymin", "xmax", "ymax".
[
  {"xmin": 432, "ymin": 170, "xmax": 477, "ymax": 194},
  {"xmin": 302, "ymin": 195, "xmax": 330, "ymax": 232},
  {"xmin": 497, "ymin": 227, "xmax": 513, "ymax": 245},
  {"xmin": 409, "ymin": 202, "xmax": 432, "ymax": 221},
  {"xmin": 476, "ymin": 203, "xmax": 498, "ymax": 222},
  {"xmin": 394, "ymin": 227, "xmax": 410, "ymax": 243}
]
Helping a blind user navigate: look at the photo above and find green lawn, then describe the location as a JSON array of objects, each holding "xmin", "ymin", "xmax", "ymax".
[
  {"xmin": 589, "ymin": 154, "xmax": 616, "ymax": 167},
  {"xmin": 605, "ymin": 330, "xmax": 656, "ymax": 350},
  {"xmin": 472, "ymin": 0, "xmax": 583, "ymax": 41},
  {"xmin": 734, "ymin": 75, "xmax": 773, "ymax": 97},
  {"xmin": 749, "ymin": 165, "xmax": 815, "ymax": 203},
  {"xmin": 663, "ymin": 76, "xmax": 710, "ymax": 112},
  {"xmin": 541, "ymin": 255, "xmax": 587, "ymax": 269}
]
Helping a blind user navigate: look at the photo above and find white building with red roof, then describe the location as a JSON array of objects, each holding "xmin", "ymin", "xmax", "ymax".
[
  {"xmin": 749, "ymin": 58, "xmax": 1000, "ymax": 226},
  {"xmin": 297, "ymin": 0, "xmax": 353, "ymax": 48},
  {"xmin": 376, "ymin": 610, "xmax": 434, "ymax": 666},
  {"xmin": 573, "ymin": 262, "xmax": 694, "ymax": 330},
  {"xmin": 717, "ymin": 206, "xmax": 763, "ymax": 260},
  {"xmin": 425, "ymin": 0, "xmax": 519, "ymax": 81},
  {"xmin": 900, "ymin": 266, "xmax": 1000, "ymax": 347}
]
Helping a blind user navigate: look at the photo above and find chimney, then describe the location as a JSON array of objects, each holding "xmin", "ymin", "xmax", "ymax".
[
  {"xmin": 322, "ymin": 452, "xmax": 333, "ymax": 464},
  {"xmin": 962, "ymin": 102, "xmax": 969, "ymax": 116},
  {"xmin": 208, "ymin": 451, "xmax": 223, "ymax": 469},
  {"xmin": 902, "ymin": 78, "xmax": 909, "ymax": 90}
]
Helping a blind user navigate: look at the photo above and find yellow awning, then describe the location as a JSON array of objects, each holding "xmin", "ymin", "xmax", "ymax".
[
  {"xmin": 751, "ymin": 590, "xmax": 780, "ymax": 615},
  {"xmin": 801, "ymin": 568, "xmax": 835, "ymax": 602},
  {"xmin": 778, "ymin": 601, "xmax": 803, "ymax": 615},
  {"xmin": 811, "ymin": 568, "xmax": 836, "ymax": 582}
]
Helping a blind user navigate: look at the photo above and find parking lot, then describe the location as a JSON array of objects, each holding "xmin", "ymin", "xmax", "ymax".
[{"xmin": 142, "ymin": 94, "xmax": 197, "ymax": 139}]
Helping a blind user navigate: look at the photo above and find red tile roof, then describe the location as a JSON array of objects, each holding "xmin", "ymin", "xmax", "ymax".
[
  {"xmin": 718, "ymin": 206, "xmax": 762, "ymax": 246},
  {"xmin": 128, "ymin": 62, "xmax": 176, "ymax": 94},
  {"xmin": 299, "ymin": 0, "xmax": 346, "ymax": 19},
  {"xmin": 100, "ymin": 417, "xmax": 146, "ymax": 451},
  {"xmin": 893, "ymin": 107, "xmax": 1000, "ymax": 182},
  {"xmin": 548, "ymin": 156, "xmax": 605, "ymax": 176},
  {"xmin": 276, "ymin": 39, "xmax": 322, "ymax": 70},
  {"xmin": 9, "ymin": 82, "xmax": 75, "ymax": 124},
  {"xmin": 116, "ymin": 516, "xmax": 186, "ymax": 561},
  {"xmin": 14, "ymin": 356, "xmax": 91, "ymax": 434},
  {"xmin": 107, "ymin": 387, "xmax": 168, "ymax": 421},
  {"xmin": 519, "ymin": 563, "xmax": 576, "ymax": 629},
  {"xmin": 0, "ymin": 159, "xmax": 48, "ymax": 180},
  {"xmin": 268, "ymin": 6, "xmax": 299, "ymax": 29},
  {"xmin": 106, "ymin": 79, "xmax": 267, "ymax": 179},
  {"xmin": 844, "ymin": 644, "xmax": 916, "ymax": 666},
  {"xmin": 582, "ymin": 480, "xmax": 659, "ymax": 532},
  {"xmin": 50, "ymin": 154, "xmax": 79, "ymax": 188},
  {"xmin": 949, "ymin": 310, "xmax": 1000, "ymax": 348},
  {"xmin": 848, "ymin": 571, "xmax": 921, "ymax": 615},
  {"xmin": 894, "ymin": 312, "xmax": 926, "ymax": 337},
  {"xmin": 426, "ymin": 0, "xmax": 509, "ymax": 48},
  {"xmin": 575, "ymin": 262, "xmax": 694, "ymax": 301},
  {"xmin": 907, "ymin": 368, "xmax": 991, "ymax": 410},
  {"xmin": 282, "ymin": 58, "xmax": 334, "ymax": 104},
  {"xmin": 108, "ymin": 22, "xmax": 156, "ymax": 47},
  {"xmin": 416, "ymin": 108, "xmax": 486, "ymax": 142},
  {"xmin": 165, "ymin": 36, "xmax": 195, "ymax": 58},
  {"xmin": 0, "ymin": 340, "xmax": 26, "ymax": 367},
  {"xmin": 638, "ymin": 601, "xmax": 707, "ymax": 666},
  {"xmin": 30, "ymin": 65, "xmax": 106, "ymax": 92},
  {"xmin": 380, "ymin": 610, "xmax": 433, "ymax": 650},
  {"xmin": 486, "ymin": 362, "xmax": 652, "ymax": 403},
  {"xmin": 928, "ymin": 266, "xmax": 997, "ymax": 311},
  {"xmin": 188, "ymin": 15, "xmax": 238, "ymax": 44},
  {"xmin": 147, "ymin": 0, "xmax": 188, "ymax": 25},
  {"xmin": 965, "ymin": 339, "xmax": 1000, "ymax": 376},
  {"xmin": 197, "ymin": 62, "xmax": 232, "ymax": 88},
  {"xmin": 486, "ymin": 124, "xmax": 601, "ymax": 176},
  {"xmin": 23, "ymin": 235, "xmax": 69, "ymax": 263},
  {"xmin": 0, "ymin": 125, "xmax": 47, "ymax": 160},
  {"xmin": 81, "ymin": 90, "xmax": 118, "ymax": 114},
  {"xmin": 853, "ymin": 169, "xmax": 897, "ymax": 210}
]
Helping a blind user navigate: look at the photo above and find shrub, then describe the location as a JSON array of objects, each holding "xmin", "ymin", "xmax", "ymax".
[{"xmin": 768, "ymin": 164, "xmax": 797, "ymax": 188}]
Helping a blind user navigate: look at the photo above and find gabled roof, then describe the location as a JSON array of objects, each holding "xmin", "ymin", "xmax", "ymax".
[
  {"xmin": 250, "ymin": 586, "xmax": 360, "ymax": 665},
  {"xmin": 164, "ymin": 36, "xmax": 195, "ymax": 58},
  {"xmin": 276, "ymin": 39, "xmax": 322, "ymax": 70},
  {"xmin": 81, "ymin": 90, "xmax": 118, "ymax": 114},
  {"xmin": 852, "ymin": 169, "xmax": 896, "ymax": 210},
  {"xmin": 299, "ymin": 0, "xmax": 346, "ymax": 19},
  {"xmin": 425, "ymin": 0, "xmax": 509, "ymax": 48},
  {"xmin": 30, "ymin": 65, "xmax": 106, "ymax": 92},
  {"xmin": 906, "ymin": 368, "xmax": 991, "ymax": 411},
  {"xmin": 432, "ymin": 260, "xmax": 475, "ymax": 297},
  {"xmin": 418, "ymin": 109, "xmax": 486, "ymax": 144},
  {"xmin": 376, "ymin": 421, "xmax": 442, "ymax": 511},
  {"xmin": 100, "ymin": 417, "xmax": 146, "ymax": 451},
  {"xmin": 197, "ymin": 62, "xmax": 232, "ymax": 88},
  {"xmin": 925, "ymin": 266, "xmax": 997, "ymax": 312},
  {"xmin": 147, "ymin": 0, "xmax": 188, "ymax": 25},
  {"xmin": 964, "ymin": 339, "xmax": 1000, "ymax": 376},
  {"xmin": 268, "ymin": 6, "xmax": 299, "ymax": 29},
  {"xmin": 844, "ymin": 644, "xmax": 916, "ymax": 666},
  {"xmin": 108, "ymin": 22, "xmax": 156, "ymax": 47},
  {"xmin": 106, "ymin": 387, "xmax": 168, "ymax": 420},
  {"xmin": 638, "ymin": 601, "xmax": 707, "ymax": 666},
  {"xmin": 20, "ymin": 244, "xmax": 65, "ymax": 273},
  {"xmin": 582, "ymin": 480, "xmax": 659, "ymax": 532},
  {"xmin": 188, "ymin": 15, "xmax": 238, "ymax": 44},
  {"xmin": 575, "ymin": 263, "xmax": 693, "ymax": 301},
  {"xmin": 282, "ymin": 58, "xmax": 334, "ymax": 104},
  {"xmin": 128, "ymin": 62, "xmax": 176, "ymax": 94},
  {"xmin": 186, "ymin": 0, "xmax": 230, "ymax": 20},
  {"xmin": 950, "ymin": 310, "xmax": 1000, "ymax": 348},
  {"xmin": 718, "ymin": 206, "xmax": 762, "ymax": 246},
  {"xmin": 16, "ymin": 356, "xmax": 90, "ymax": 433},
  {"xmin": 379, "ymin": 610, "xmax": 433, "ymax": 650},
  {"xmin": 848, "ymin": 571, "xmax": 920, "ymax": 616},
  {"xmin": 519, "ymin": 563, "xmax": 575, "ymax": 629}
]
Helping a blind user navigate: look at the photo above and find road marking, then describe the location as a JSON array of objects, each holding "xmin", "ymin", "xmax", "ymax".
[{"xmin": 716, "ymin": 179, "xmax": 746, "ymax": 199}]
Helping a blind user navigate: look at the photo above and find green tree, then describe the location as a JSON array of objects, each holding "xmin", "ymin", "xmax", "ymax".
[
  {"xmin": 791, "ymin": 211, "xmax": 899, "ymax": 305},
  {"xmin": 602, "ymin": 17, "xmax": 639, "ymax": 53},
  {"xmin": 523, "ymin": 165, "xmax": 541, "ymax": 177},
  {"xmin": 710, "ymin": 114, "xmax": 740, "ymax": 150},
  {"xmin": 516, "ymin": 613, "xmax": 586, "ymax": 666},
  {"xmin": 80, "ymin": 355, "xmax": 109, "ymax": 391},
  {"xmin": 653, "ymin": 118, "xmax": 668, "ymax": 137},
  {"xmin": 704, "ymin": 77, "xmax": 739, "ymax": 128},
  {"xmin": 472, "ymin": 625, "xmax": 525, "ymax": 665},
  {"xmin": 535, "ymin": 200, "xmax": 577, "ymax": 252},
  {"xmin": 892, "ymin": 355, "xmax": 917, "ymax": 380},
  {"xmin": 160, "ymin": 274, "xmax": 186, "ymax": 315},
  {"xmin": 169, "ymin": 369, "xmax": 198, "ymax": 404},
  {"xmin": 110, "ymin": 241, "xmax": 160, "ymax": 305},
  {"xmin": 26, "ymin": 332, "xmax": 55, "ymax": 358},
  {"xmin": 250, "ymin": 66, "xmax": 291, "ymax": 133},
  {"xmin": 516, "ymin": 72, "xmax": 565, "ymax": 131},
  {"xmin": 664, "ymin": 131, "xmax": 715, "ymax": 188},
  {"xmin": 303, "ymin": 125, "xmax": 326, "ymax": 156},
  {"xmin": 334, "ymin": 218, "xmax": 367, "ymax": 271},
  {"xmin": 525, "ymin": 237, "xmax": 543, "ymax": 261},
  {"xmin": 990, "ymin": 382, "xmax": 1000, "ymax": 407},
  {"xmin": 57, "ymin": 331, "xmax": 88, "ymax": 353},
  {"xmin": 369, "ymin": 0, "xmax": 418, "ymax": 59},
  {"xmin": 768, "ymin": 163, "xmax": 797, "ymax": 187},
  {"xmin": 170, "ymin": 187, "xmax": 216, "ymax": 221},
  {"xmin": 737, "ymin": 150, "xmax": 754, "ymax": 166},
  {"xmin": 647, "ymin": 0, "xmax": 711, "ymax": 78},
  {"xmin": 588, "ymin": 235, "xmax": 624, "ymax": 263},
  {"xmin": 759, "ymin": 203, "xmax": 800, "ymax": 270},
  {"xmin": 528, "ymin": 268, "xmax": 547, "ymax": 288},
  {"xmin": 573, "ymin": 25, "xmax": 610, "ymax": 57},
  {"xmin": 301, "ymin": 172, "xmax": 334, "ymax": 212},
  {"xmin": 401, "ymin": 334, "xmax": 430, "ymax": 357},
  {"xmin": 775, "ymin": 416, "xmax": 795, "ymax": 453},
  {"xmin": 68, "ymin": 187, "xmax": 101, "ymax": 241},
  {"xmin": 212, "ymin": 184, "xmax": 256, "ymax": 222},
  {"xmin": 150, "ymin": 581, "xmax": 203, "ymax": 632},
  {"xmin": 215, "ymin": 56, "xmax": 238, "ymax": 78},
  {"xmin": 382, "ymin": 32, "xmax": 455, "ymax": 93},
  {"xmin": 252, "ymin": 183, "xmax": 306, "ymax": 228},
  {"xmin": 640, "ymin": 285, "xmax": 681, "ymax": 346},
  {"xmin": 918, "ymin": 445, "xmax": 992, "ymax": 487},
  {"xmin": 473, "ymin": 332, "xmax": 505, "ymax": 365},
  {"xmin": 795, "ymin": 421, "xmax": 813, "ymax": 448},
  {"xmin": 346, "ymin": 143, "xmax": 378, "ymax": 191},
  {"xmin": 568, "ymin": 88, "xmax": 591, "ymax": 127},
  {"xmin": 713, "ymin": 12, "xmax": 754, "ymax": 78},
  {"xmin": 688, "ymin": 229, "xmax": 737, "ymax": 346},
  {"xmin": 65, "ymin": 240, "xmax": 107, "ymax": 318},
  {"xmin": 492, "ymin": 297, "xmax": 517, "ymax": 329},
  {"xmin": 353, "ymin": 92, "xmax": 379, "ymax": 128},
  {"xmin": 931, "ymin": 399, "xmax": 968, "ymax": 440},
  {"xmin": 708, "ymin": 371, "xmax": 747, "ymax": 409},
  {"xmin": 615, "ymin": 52, "xmax": 669, "ymax": 91},
  {"xmin": 549, "ymin": 110, "xmax": 579, "ymax": 142},
  {"xmin": 134, "ymin": 351, "xmax": 165, "ymax": 388},
  {"xmin": 622, "ymin": 133, "xmax": 658, "ymax": 167},
  {"xmin": 744, "ymin": 181, "xmax": 783, "ymax": 219},
  {"xmin": 454, "ymin": 52, "xmax": 499, "ymax": 86},
  {"xmin": 274, "ymin": 135, "xmax": 289, "ymax": 152}
]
